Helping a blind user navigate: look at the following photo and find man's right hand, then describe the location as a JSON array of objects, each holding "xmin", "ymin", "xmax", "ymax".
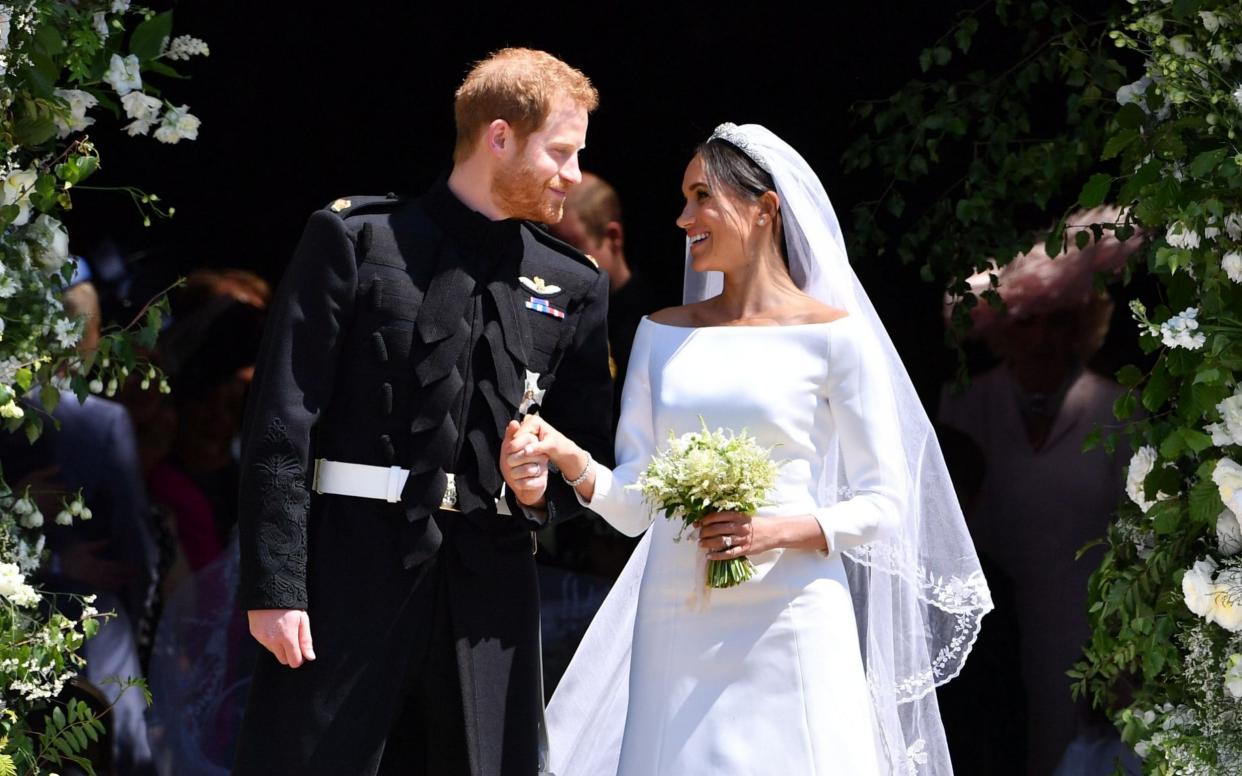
[{"xmin": 247, "ymin": 608, "xmax": 316, "ymax": 668}]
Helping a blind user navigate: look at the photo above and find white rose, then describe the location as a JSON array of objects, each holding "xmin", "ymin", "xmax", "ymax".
[
  {"xmin": 1127, "ymin": 446, "xmax": 1170, "ymax": 512},
  {"xmin": 2, "ymin": 168, "xmax": 37, "ymax": 226},
  {"xmin": 0, "ymin": 561, "xmax": 39, "ymax": 607},
  {"xmin": 153, "ymin": 104, "xmax": 200, "ymax": 144},
  {"xmin": 1219, "ymin": 509, "xmax": 1242, "ymax": 555},
  {"xmin": 1207, "ymin": 422, "xmax": 1236, "ymax": 446},
  {"xmin": 23, "ymin": 214, "xmax": 70, "ymax": 273},
  {"xmin": 1214, "ymin": 458, "xmax": 1242, "ymax": 514},
  {"xmin": 1209, "ymin": 568, "xmax": 1242, "ymax": 632},
  {"xmin": 1183, "ymin": 557, "xmax": 1218, "ymax": 618},
  {"xmin": 1227, "ymin": 655, "xmax": 1242, "ymax": 699},
  {"xmin": 104, "ymin": 53, "xmax": 142, "ymax": 96}
]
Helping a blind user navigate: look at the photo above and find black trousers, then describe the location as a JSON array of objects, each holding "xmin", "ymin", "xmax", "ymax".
[{"xmin": 233, "ymin": 509, "xmax": 541, "ymax": 776}]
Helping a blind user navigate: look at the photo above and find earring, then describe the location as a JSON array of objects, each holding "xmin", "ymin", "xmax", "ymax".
[{"xmin": 757, "ymin": 216, "xmax": 767, "ymax": 226}]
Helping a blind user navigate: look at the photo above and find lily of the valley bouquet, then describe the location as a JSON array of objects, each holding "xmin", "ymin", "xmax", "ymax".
[{"xmin": 633, "ymin": 420, "xmax": 780, "ymax": 589}]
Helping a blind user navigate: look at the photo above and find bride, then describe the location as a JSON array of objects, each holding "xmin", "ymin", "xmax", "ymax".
[{"xmin": 502, "ymin": 123, "xmax": 992, "ymax": 775}]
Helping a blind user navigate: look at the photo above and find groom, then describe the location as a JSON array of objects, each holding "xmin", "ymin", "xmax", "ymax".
[{"xmin": 233, "ymin": 48, "xmax": 613, "ymax": 775}]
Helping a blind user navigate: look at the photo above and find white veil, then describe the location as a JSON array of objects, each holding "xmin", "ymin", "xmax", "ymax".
[{"xmin": 687, "ymin": 122, "xmax": 993, "ymax": 774}]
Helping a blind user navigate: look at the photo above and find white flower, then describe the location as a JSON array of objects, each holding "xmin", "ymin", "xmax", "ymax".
[
  {"xmin": 1166, "ymin": 221, "xmax": 1202, "ymax": 250},
  {"xmin": 52, "ymin": 89, "xmax": 97, "ymax": 139},
  {"xmin": 80, "ymin": 506, "xmax": 92, "ymax": 521},
  {"xmin": 13, "ymin": 496, "xmax": 33, "ymax": 515},
  {"xmin": 1116, "ymin": 77, "xmax": 1152, "ymax": 107},
  {"xmin": 52, "ymin": 317, "xmax": 80, "ymax": 350},
  {"xmin": 1159, "ymin": 307, "xmax": 1206, "ymax": 350},
  {"xmin": 0, "ymin": 12, "xmax": 10, "ymax": 53},
  {"xmin": 121, "ymin": 91, "xmax": 162, "ymax": 137},
  {"xmin": 1227, "ymin": 655, "xmax": 1242, "ymax": 699},
  {"xmin": 1214, "ymin": 389, "xmax": 1242, "ymax": 446},
  {"xmin": 1227, "ymin": 212, "xmax": 1242, "ymax": 241},
  {"xmin": 104, "ymin": 53, "xmax": 141, "ymax": 96},
  {"xmin": 1184, "ymin": 557, "xmax": 1218, "ymax": 618},
  {"xmin": 153, "ymin": 104, "xmax": 200, "ymax": 144},
  {"xmin": 18, "ymin": 507, "xmax": 41, "ymax": 529},
  {"xmin": 0, "ymin": 562, "xmax": 39, "ymax": 607},
  {"xmin": 1200, "ymin": 11, "xmax": 1222, "ymax": 33},
  {"xmin": 1234, "ymin": 85, "xmax": 1242, "ymax": 113},
  {"xmin": 2, "ymin": 168, "xmax": 37, "ymax": 226},
  {"xmin": 1212, "ymin": 43, "xmax": 1233, "ymax": 65},
  {"xmin": 111, "ymin": 0, "xmax": 130, "ymax": 11},
  {"xmin": 0, "ymin": 399, "xmax": 23, "ymax": 420},
  {"xmin": 54, "ymin": 509, "xmax": 72, "ymax": 526},
  {"xmin": 1127, "ymin": 446, "xmax": 1172, "ymax": 512},
  {"xmin": 1224, "ymin": 252, "xmax": 1242, "ymax": 283},
  {"xmin": 23, "ymin": 214, "xmax": 70, "ymax": 273},
  {"xmin": 1219, "ymin": 509, "xmax": 1242, "ymax": 555},
  {"xmin": 92, "ymin": 11, "xmax": 108, "ymax": 39},
  {"xmin": 1134, "ymin": 740, "xmax": 1150, "ymax": 759},
  {"xmin": 88, "ymin": 378, "xmax": 103, "ymax": 394},
  {"xmin": 163, "ymin": 35, "xmax": 209, "ymax": 61},
  {"xmin": 1169, "ymin": 35, "xmax": 1195, "ymax": 57},
  {"xmin": 1209, "ymin": 568, "xmax": 1242, "ymax": 631},
  {"xmin": 1215, "ymin": 458, "xmax": 1242, "ymax": 515}
]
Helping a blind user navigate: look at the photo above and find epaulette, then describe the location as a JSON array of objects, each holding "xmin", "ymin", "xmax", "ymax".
[
  {"xmin": 526, "ymin": 222, "xmax": 601, "ymax": 273},
  {"xmin": 323, "ymin": 192, "xmax": 405, "ymax": 219}
]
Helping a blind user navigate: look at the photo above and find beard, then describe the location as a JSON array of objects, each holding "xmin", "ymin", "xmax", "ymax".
[{"xmin": 493, "ymin": 156, "xmax": 564, "ymax": 223}]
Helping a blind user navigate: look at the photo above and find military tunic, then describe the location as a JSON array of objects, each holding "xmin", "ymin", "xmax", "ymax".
[{"xmin": 233, "ymin": 179, "xmax": 613, "ymax": 775}]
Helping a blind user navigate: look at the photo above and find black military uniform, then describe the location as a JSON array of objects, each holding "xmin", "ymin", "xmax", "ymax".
[{"xmin": 233, "ymin": 179, "xmax": 613, "ymax": 776}]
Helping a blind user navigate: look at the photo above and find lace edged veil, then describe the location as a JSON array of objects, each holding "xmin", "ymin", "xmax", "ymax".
[{"xmin": 685, "ymin": 123, "xmax": 993, "ymax": 775}]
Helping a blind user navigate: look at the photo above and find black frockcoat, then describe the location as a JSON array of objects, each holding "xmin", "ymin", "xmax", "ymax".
[{"xmin": 232, "ymin": 179, "xmax": 613, "ymax": 775}]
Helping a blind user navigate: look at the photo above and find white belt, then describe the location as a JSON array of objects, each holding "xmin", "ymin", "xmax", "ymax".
[{"xmin": 311, "ymin": 458, "xmax": 511, "ymax": 516}]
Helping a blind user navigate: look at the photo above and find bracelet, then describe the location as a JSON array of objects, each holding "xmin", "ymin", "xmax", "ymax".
[{"xmin": 562, "ymin": 453, "xmax": 593, "ymax": 488}]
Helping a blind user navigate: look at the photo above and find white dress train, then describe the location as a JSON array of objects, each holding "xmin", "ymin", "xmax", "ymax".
[{"xmin": 548, "ymin": 315, "xmax": 908, "ymax": 776}]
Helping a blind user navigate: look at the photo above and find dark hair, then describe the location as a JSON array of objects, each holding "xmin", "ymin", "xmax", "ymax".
[{"xmin": 695, "ymin": 138, "xmax": 789, "ymax": 265}]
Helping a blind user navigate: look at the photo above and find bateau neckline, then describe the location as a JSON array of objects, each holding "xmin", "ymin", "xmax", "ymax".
[{"xmin": 641, "ymin": 315, "xmax": 851, "ymax": 331}]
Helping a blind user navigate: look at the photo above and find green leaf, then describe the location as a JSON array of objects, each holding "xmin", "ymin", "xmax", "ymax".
[
  {"xmin": 40, "ymin": 387, "xmax": 60, "ymax": 415},
  {"xmin": 145, "ymin": 60, "xmax": 190, "ymax": 80},
  {"xmin": 1182, "ymin": 428, "xmax": 1213, "ymax": 454},
  {"xmin": 130, "ymin": 11, "xmax": 174, "ymax": 62},
  {"xmin": 1149, "ymin": 499, "xmax": 1183, "ymax": 535},
  {"xmin": 1142, "ymin": 365, "xmax": 1172, "ymax": 412},
  {"xmin": 1102, "ymin": 128, "xmax": 1138, "ymax": 160},
  {"xmin": 1115, "ymin": 103, "xmax": 1147, "ymax": 129},
  {"xmin": 933, "ymin": 46, "xmax": 951, "ymax": 67},
  {"xmin": 1116, "ymin": 365, "xmax": 1143, "ymax": 387},
  {"xmin": 15, "ymin": 368, "xmax": 32, "ymax": 392},
  {"xmin": 1189, "ymin": 148, "xmax": 1228, "ymax": 179},
  {"xmin": 1045, "ymin": 218, "xmax": 1067, "ymax": 258},
  {"xmin": 1078, "ymin": 173, "xmax": 1112, "ymax": 209},
  {"xmin": 954, "ymin": 17, "xmax": 978, "ymax": 53},
  {"xmin": 1082, "ymin": 427, "xmax": 1102, "ymax": 453},
  {"xmin": 1075, "ymin": 229, "xmax": 1091, "ymax": 250},
  {"xmin": 1114, "ymin": 392, "xmax": 1137, "ymax": 420},
  {"xmin": 1159, "ymin": 430, "xmax": 1185, "ymax": 460},
  {"xmin": 52, "ymin": 707, "xmax": 66, "ymax": 732},
  {"xmin": 1189, "ymin": 476, "xmax": 1224, "ymax": 525}
]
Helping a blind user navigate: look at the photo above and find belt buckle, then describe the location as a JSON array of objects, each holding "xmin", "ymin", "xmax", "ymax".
[{"xmin": 440, "ymin": 473, "xmax": 460, "ymax": 512}]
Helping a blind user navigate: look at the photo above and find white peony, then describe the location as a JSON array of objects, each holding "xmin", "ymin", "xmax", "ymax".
[
  {"xmin": 0, "ymin": 561, "xmax": 39, "ymax": 607},
  {"xmin": 24, "ymin": 214, "xmax": 70, "ymax": 273},
  {"xmin": 1166, "ymin": 221, "xmax": 1202, "ymax": 250},
  {"xmin": 1127, "ymin": 446, "xmax": 1170, "ymax": 512},
  {"xmin": 1219, "ymin": 509, "xmax": 1242, "ymax": 555},
  {"xmin": 1159, "ymin": 307, "xmax": 1206, "ymax": 350},
  {"xmin": 1224, "ymin": 251, "xmax": 1242, "ymax": 283},
  {"xmin": 2, "ymin": 168, "xmax": 37, "ymax": 226},
  {"xmin": 153, "ymin": 104, "xmax": 200, "ymax": 144},
  {"xmin": 52, "ymin": 88, "xmax": 97, "ymax": 139},
  {"xmin": 121, "ymin": 91, "xmax": 162, "ymax": 137},
  {"xmin": 1183, "ymin": 557, "xmax": 1218, "ymax": 617},
  {"xmin": 104, "ymin": 53, "xmax": 141, "ymax": 96},
  {"xmin": 1215, "ymin": 458, "xmax": 1242, "ymax": 515},
  {"xmin": 1209, "ymin": 567, "xmax": 1242, "ymax": 632},
  {"xmin": 1227, "ymin": 655, "xmax": 1242, "ymax": 699}
]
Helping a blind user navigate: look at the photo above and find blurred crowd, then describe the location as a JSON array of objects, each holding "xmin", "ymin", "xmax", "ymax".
[{"xmin": 4, "ymin": 179, "xmax": 1147, "ymax": 775}]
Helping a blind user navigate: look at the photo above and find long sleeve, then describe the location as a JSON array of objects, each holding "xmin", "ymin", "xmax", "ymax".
[
  {"xmin": 812, "ymin": 320, "xmax": 908, "ymax": 554},
  {"xmin": 529, "ymin": 267, "xmax": 615, "ymax": 527},
  {"xmin": 578, "ymin": 319, "xmax": 656, "ymax": 537},
  {"xmin": 238, "ymin": 210, "xmax": 358, "ymax": 610}
]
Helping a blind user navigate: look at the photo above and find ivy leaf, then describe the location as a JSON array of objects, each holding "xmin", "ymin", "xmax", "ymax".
[
  {"xmin": 129, "ymin": 11, "xmax": 173, "ymax": 62},
  {"xmin": 1077, "ymin": 173, "xmax": 1112, "ymax": 209}
]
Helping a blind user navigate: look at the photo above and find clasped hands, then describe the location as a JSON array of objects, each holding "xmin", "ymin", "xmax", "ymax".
[{"xmin": 499, "ymin": 414, "xmax": 580, "ymax": 507}]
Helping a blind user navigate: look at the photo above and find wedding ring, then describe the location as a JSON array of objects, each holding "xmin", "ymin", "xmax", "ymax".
[{"xmin": 723, "ymin": 535, "xmax": 733, "ymax": 549}]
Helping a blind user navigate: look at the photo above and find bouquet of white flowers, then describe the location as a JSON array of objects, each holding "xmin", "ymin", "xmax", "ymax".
[{"xmin": 633, "ymin": 420, "xmax": 781, "ymax": 588}]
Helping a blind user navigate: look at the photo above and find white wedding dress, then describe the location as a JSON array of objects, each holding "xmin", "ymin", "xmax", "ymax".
[{"xmin": 548, "ymin": 313, "xmax": 908, "ymax": 775}]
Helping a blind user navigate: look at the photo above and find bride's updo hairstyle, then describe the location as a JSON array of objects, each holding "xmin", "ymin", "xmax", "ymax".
[{"xmin": 696, "ymin": 138, "xmax": 791, "ymax": 268}]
